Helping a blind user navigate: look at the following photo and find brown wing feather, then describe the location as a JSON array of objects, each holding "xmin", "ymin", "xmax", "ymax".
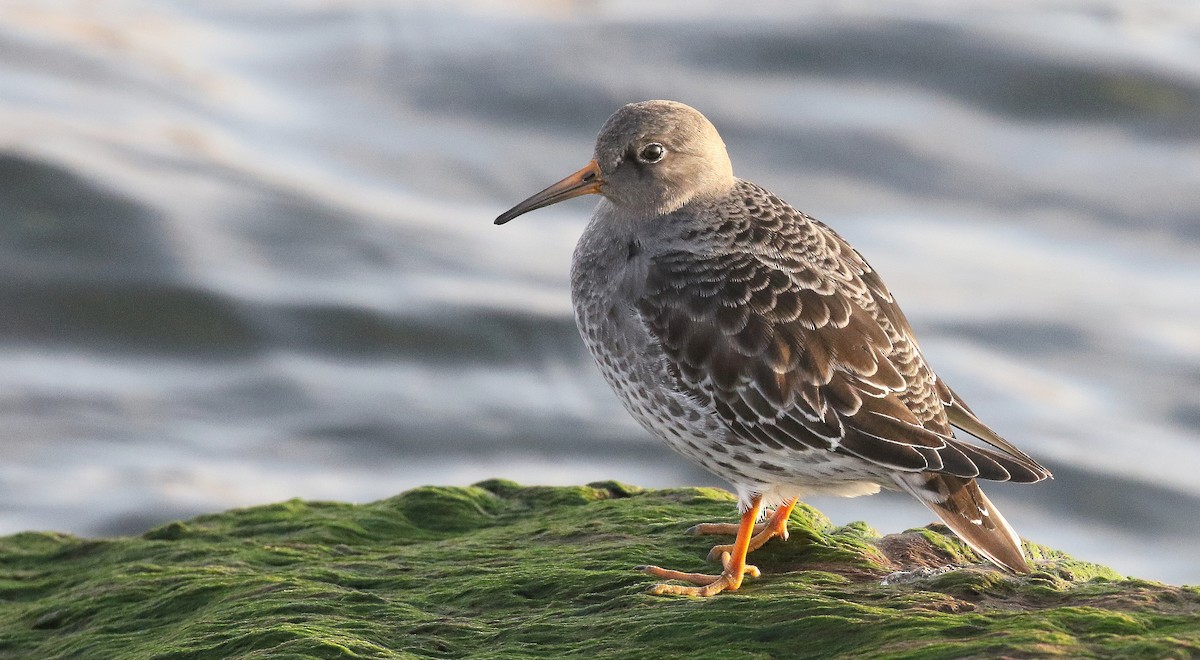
[
  {"xmin": 638, "ymin": 180, "xmax": 1050, "ymax": 483},
  {"xmin": 936, "ymin": 381, "xmax": 1052, "ymax": 481}
]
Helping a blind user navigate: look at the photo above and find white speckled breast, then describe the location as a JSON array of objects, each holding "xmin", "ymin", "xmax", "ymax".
[{"xmin": 570, "ymin": 204, "xmax": 727, "ymax": 469}]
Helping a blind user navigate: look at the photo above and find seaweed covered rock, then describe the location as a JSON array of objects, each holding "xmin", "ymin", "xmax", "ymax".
[{"xmin": 0, "ymin": 482, "xmax": 1197, "ymax": 658}]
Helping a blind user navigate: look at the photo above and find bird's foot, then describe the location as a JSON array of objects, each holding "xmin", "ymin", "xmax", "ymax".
[
  {"xmin": 641, "ymin": 494, "xmax": 772, "ymax": 597},
  {"xmin": 639, "ymin": 551, "xmax": 761, "ymax": 597},
  {"xmin": 686, "ymin": 521, "xmax": 768, "ymax": 537},
  {"xmin": 690, "ymin": 498, "xmax": 798, "ymax": 563}
]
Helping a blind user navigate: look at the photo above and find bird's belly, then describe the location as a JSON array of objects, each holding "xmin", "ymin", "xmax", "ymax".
[
  {"xmin": 575, "ymin": 300, "xmax": 725, "ymax": 462},
  {"xmin": 573, "ymin": 297, "xmax": 888, "ymax": 504}
]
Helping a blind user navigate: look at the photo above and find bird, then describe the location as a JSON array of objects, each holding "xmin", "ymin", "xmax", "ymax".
[{"xmin": 495, "ymin": 100, "xmax": 1051, "ymax": 597}]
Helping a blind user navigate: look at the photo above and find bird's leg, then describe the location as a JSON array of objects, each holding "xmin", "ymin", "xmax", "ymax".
[
  {"xmin": 686, "ymin": 498, "xmax": 798, "ymax": 539},
  {"xmin": 640, "ymin": 495, "xmax": 764, "ymax": 597},
  {"xmin": 693, "ymin": 497, "xmax": 798, "ymax": 563}
]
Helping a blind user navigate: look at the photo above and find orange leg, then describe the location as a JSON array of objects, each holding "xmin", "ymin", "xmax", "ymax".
[
  {"xmin": 640, "ymin": 495, "xmax": 764, "ymax": 597},
  {"xmin": 696, "ymin": 497, "xmax": 798, "ymax": 562}
]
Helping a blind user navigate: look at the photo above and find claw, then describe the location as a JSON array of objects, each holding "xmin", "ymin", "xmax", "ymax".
[
  {"xmin": 687, "ymin": 521, "xmax": 766, "ymax": 536},
  {"xmin": 642, "ymin": 555, "xmax": 761, "ymax": 596},
  {"xmin": 641, "ymin": 565, "xmax": 725, "ymax": 586},
  {"xmin": 700, "ymin": 498, "xmax": 799, "ymax": 563},
  {"xmin": 706, "ymin": 543, "xmax": 733, "ymax": 563},
  {"xmin": 645, "ymin": 495, "xmax": 769, "ymax": 597},
  {"xmin": 647, "ymin": 572, "xmax": 740, "ymax": 597}
]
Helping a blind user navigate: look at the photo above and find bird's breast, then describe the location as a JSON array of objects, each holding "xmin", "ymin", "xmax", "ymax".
[{"xmin": 569, "ymin": 212, "xmax": 731, "ymax": 456}]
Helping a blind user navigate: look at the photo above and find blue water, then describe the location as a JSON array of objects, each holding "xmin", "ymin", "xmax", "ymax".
[{"xmin": 1, "ymin": 1, "xmax": 1198, "ymax": 583}]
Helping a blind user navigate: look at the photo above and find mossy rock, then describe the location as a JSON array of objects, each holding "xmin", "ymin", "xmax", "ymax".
[{"xmin": 0, "ymin": 482, "xmax": 1197, "ymax": 658}]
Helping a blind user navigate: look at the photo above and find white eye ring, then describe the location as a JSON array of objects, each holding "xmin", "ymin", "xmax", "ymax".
[{"xmin": 638, "ymin": 143, "xmax": 666, "ymax": 163}]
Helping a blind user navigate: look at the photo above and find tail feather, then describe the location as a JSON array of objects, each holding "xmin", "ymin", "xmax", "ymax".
[{"xmin": 893, "ymin": 473, "xmax": 1030, "ymax": 574}]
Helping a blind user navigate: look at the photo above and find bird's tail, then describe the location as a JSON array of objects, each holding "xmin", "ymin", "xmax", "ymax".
[{"xmin": 893, "ymin": 473, "xmax": 1031, "ymax": 574}]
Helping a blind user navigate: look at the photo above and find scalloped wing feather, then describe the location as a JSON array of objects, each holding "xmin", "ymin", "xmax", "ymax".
[{"xmin": 638, "ymin": 180, "xmax": 1050, "ymax": 483}]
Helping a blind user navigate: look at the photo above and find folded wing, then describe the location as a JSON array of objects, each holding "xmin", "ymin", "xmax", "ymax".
[{"xmin": 637, "ymin": 183, "xmax": 1050, "ymax": 483}]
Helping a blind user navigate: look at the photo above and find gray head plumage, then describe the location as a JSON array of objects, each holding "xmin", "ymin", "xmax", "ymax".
[
  {"xmin": 593, "ymin": 100, "xmax": 735, "ymax": 215},
  {"xmin": 495, "ymin": 100, "xmax": 735, "ymax": 225}
]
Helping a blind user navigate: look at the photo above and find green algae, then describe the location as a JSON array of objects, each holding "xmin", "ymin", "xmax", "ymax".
[{"xmin": 1, "ymin": 483, "xmax": 1197, "ymax": 659}]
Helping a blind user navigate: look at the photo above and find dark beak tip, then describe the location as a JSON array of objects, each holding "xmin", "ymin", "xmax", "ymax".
[
  {"xmin": 494, "ymin": 207, "xmax": 522, "ymax": 225},
  {"xmin": 493, "ymin": 159, "xmax": 602, "ymax": 228}
]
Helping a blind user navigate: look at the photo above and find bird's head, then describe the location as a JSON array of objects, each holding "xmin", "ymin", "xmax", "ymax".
[{"xmin": 495, "ymin": 100, "xmax": 735, "ymax": 225}]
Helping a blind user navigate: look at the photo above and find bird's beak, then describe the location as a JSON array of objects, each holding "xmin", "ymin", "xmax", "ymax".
[{"xmin": 494, "ymin": 159, "xmax": 604, "ymax": 225}]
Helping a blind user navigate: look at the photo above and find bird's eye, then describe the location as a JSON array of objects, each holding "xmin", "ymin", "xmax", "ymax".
[{"xmin": 638, "ymin": 143, "xmax": 666, "ymax": 163}]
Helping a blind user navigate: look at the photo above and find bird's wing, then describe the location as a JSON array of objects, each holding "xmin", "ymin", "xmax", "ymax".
[
  {"xmin": 637, "ymin": 184, "xmax": 1049, "ymax": 483},
  {"xmin": 935, "ymin": 381, "xmax": 1051, "ymax": 476},
  {"xmin": 858, "ymin": 256, "xmax": 1049, "ymax": 476}
]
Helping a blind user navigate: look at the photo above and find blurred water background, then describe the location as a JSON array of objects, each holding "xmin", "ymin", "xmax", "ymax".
[{"xmin": 1, "ymin": 0, "xmax": 1198, "ymax": 583}]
